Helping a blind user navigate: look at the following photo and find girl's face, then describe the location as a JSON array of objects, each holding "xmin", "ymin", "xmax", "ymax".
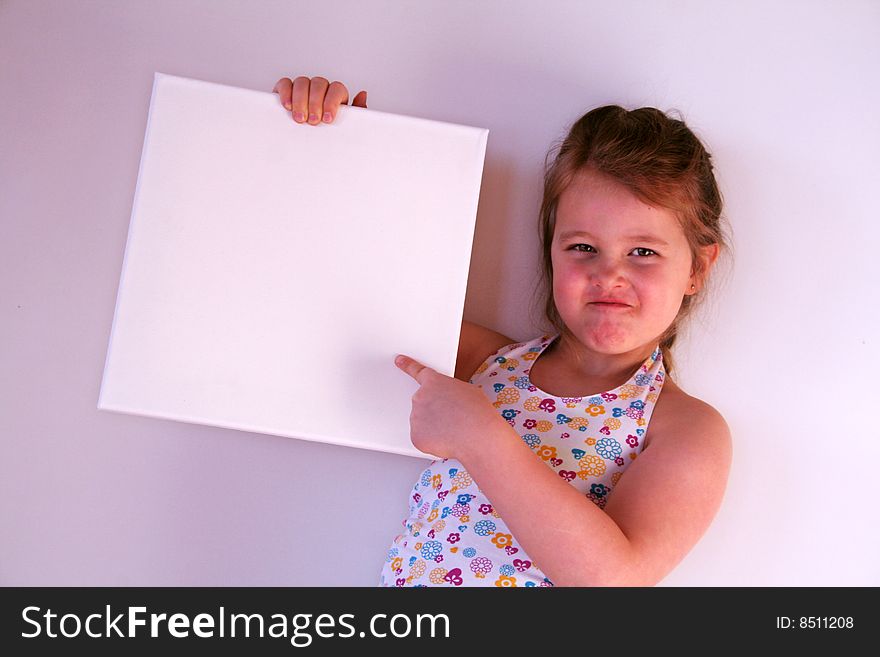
[{"xmin": 551, "ymin": 167, "xmax": 700, "ymax": 358}]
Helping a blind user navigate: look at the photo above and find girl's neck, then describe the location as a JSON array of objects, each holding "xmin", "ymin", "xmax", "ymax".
[{"xmin": 549, "ymin": 333, "xmax": 657, "ymax": 386}]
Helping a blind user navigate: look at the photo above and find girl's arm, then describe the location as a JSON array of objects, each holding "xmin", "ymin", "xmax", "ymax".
[
  {"xmin": 454, "ymin": 320, "xmax": 514, "ymax": 382},
  {"xmin": 458, "ymin": 394, "xmax": 732, "ymax": 586}
]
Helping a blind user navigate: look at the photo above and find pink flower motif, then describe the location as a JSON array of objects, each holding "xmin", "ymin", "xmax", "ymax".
[
  {"xmin": 396, "ymin": 578, "xmax": 406, "ymax": 587},
  {"xmin": 626, "ymin": 434, "xmax": 639, "ymax": 447},
  {"xmin": 560, "ymin": 432, "xmax": 570, "ymax": 439},
  {"xmin": 523, "ymin": 419, "xmax": 537, "ymax": 429},
  {"xmin": 550, "ymin": 458, "xmax": 563, "ymax": 467},
  {"xmin": 444, "ymin": 568, "xmax": 464, "ymax": 586},
  {"xmin": 479, "ymin": 503, "xmax": 493, "ymax": 515},
  {"xmin": 538, "ymin": 398, "xmax": 556, "ymax": 412},
  {"xmin": 438, "ymin": 490, "xmax": 449, "ymax": 501},
  {"xmin": 601, "ymin": 392, "xmax": 618, "ymax": 402},
  {"xmin": 427, "ymin": 529, "xmax": 435, "ymax": 538},
  {"xmin": 559, "ymin": 470, "xmax": 577, "ymax": 482},
  {"xmin": 505, "ymin": 545, "xmax": 519, "ymax": 555},
  {"xmin": 513, "ymin": 559, "xmax": 532, "ymax": 571},
  {"xmin": 599, "ymin": 426, "xmax": 611, "ymax": 435},
  {"xmin": 447, "ymin": 533, "xmax": 461, "ymax": 544},
  {"xmin": 435, "ymin": 554, "xmax": 444, "ymax": 562},
  {"xmin": 615, "ymin": 456, "xmax": 625, "ymax": 467},
  {"xmin": 413, "ymin": 492, "xmax": 422, "ymax": 504}
]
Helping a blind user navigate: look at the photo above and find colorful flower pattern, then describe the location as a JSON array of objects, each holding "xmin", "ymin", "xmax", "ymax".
[{"xmin": 378, "ymin": 333, "xmax": 666, "ymax": 587}]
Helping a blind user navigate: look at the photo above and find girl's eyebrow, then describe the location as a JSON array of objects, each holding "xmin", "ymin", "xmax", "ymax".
[{"xmin": 557, "ymin": 230, "xmax": 670, "ymax": 247}]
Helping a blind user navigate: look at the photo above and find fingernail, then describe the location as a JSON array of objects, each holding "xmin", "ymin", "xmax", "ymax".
[
  {"xmin": 323, "ymin": 112, "xmax": 332, "ymax": 123},
  {"xmin": 309, "ymin": 113, "xmax": 318, "ymax": 123},
  {"xmin": 284, "ymin": 102, "xmax": 291, "ymax": 110},
  {"xmin": 395, "ymin": 355, "xmax": 404, "ymax": 366},
  {"xmin": 294, "ymin": 111, "xmax": 304, "ymax": 122}
]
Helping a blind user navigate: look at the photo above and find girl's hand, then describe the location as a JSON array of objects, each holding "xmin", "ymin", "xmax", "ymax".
[
  {"xmin": 394, "ymin": 354, "xmax": 506, "ymax": 461},
  {"xmin": 272, "ymin": 75, "xmax": 368, "ymax": 125}
]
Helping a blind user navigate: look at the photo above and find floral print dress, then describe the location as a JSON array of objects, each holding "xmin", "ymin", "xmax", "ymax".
[{"xmin": 377, "ymin": 332, "xmax": 667, "ymax": 587}]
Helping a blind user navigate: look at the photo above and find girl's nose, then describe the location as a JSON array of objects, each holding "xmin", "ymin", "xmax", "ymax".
[{"xmin": 588, "ymin": 257, "xmax": 626, "ymax": 289}]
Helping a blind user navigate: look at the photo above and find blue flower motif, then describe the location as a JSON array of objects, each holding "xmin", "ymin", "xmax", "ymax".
[
  {"xmin": 588, "ymin": 396, "xmax": 603, "ymax": 405},
  {"xmin": 522, "ymin": 434, "xmax": 541, "ymax": 448},
  {"xmin": 500, "ymin": 564, "xmax": 515, "ymax": 576},
  {"xmin": 525, "ymin": 581, "xmax": 536, "ymax": 587},
  {"xmin": 420, "ymin": 470, "xmax": 432, "ymax": 487},
  {"xmin": 612, "ymin": 407, "xmax": 625, "ymax": 418},
  {"xmin": 630, "ymin": 399, "xmax": 645, "ymax": 410},
  {"xmin": 494, "ymin": 356, "xmax": 508, "ymax": 364},
  {"xmin": 501, "ymin": 409, "xmax": 517, "ymax": 420},
  {"xmin": 441, "ymin": 507, "xmax": 450, "ymax": 519},
  {"xmin": 590, "ymin": 483, "xmax": 609, "ymax": 497},
  {"xmin": 493, "ymin": 383, "xmax": 505, "ymax": 393},
  {"xmin": 420, "ymin": 541, "xmax": 443, "ymax": 559},
  {"xmin": 457, "ymin": 494, "xmax": 473, "ymax": 504},
  {"xmin": 556, "ymin": 413, "xmax": 572, "ymax": 424},
  {"xmin": 463, "ymin": 547, "xmax": 477, "ymax": 558},
  {"xmin": 595, "ymin": 437, "xmax": 623, "ymax": 459},
  {"xmin": 572, "ymin": 448, "xmax": 586, "ymax": 460},
  {"xmin": 635, "ymin": 373, "xmax": 652, "ymax": 386},
  {"xmin": 408, "ymin": 556, "xmax": 417, "ymax": 567},
  {"xmin": 636, "ymin": 428, "xmax": 644, "ymax": 436},
  {"xmin": 448, "ymin": 468, "xmax": 458, "ymax": 477},
  {"xmin": 386, "ymin": 548, "xmax": 399, "ymax": 561},
  {"xmin": 513, "ymin": 376, "xmax": 532, "ymax": 390},
  {"xmin": 431, "ymin": 499, "xmax": 440, "ymax": 509},
  {"xmin": 474, "ymin": 520, "xmax": 497, "ymax": 536},
  {"xmin": 458, "ymin": 525, "xmax": 467, "ymax": 532}
]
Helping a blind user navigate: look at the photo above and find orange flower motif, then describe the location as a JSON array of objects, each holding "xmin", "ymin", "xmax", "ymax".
[
  {"xmin": 495, "ymin": 575, "xmax": 518, "ymax": 587},
  {"xmin": 391, "ymin": 557, "xmax": 403, "ymax": 572},
  {"xmin": 604, "ymin": 418, "xmax": 622, "ymax": 431},
  {"xmin": 428, "ymin": 568, "xmax": 448, "ymax": 584},
  {"xmin": 460, "ymin": 515, "xmax": 470, "ymax": 523},
  {"xmin": 618, "ymin": 384, "xmax": 643, "ymax": 400},
  {"xmin": 586, "ymin": 404, "xmax": 605, "ymax": 417},
  {"xmin": 535, "ymin": 420, "xmax": 553, "ymax": 432},
  {"xmin": 536, "ymin": 445, "xmax": 558, "ymax": 461},
  {"xmin": 427, "ymin": 508, "xmax": 438, "ymax": 522},
  {"xmin": 523, "ymin": 397, "xmax": 543, "ymax": 412},
  {"xmin": 432, "ymin": 474, "xmax": 442, "ymax": 489},
  {"xmin": 493, "ymin": 387, "xmax": 521, "ymax": 407},
  {"xmin": 491, "ymin": 533, "xmax": 513, "ymax": 549},
  {"xmin": 567, "ymin": 416, "xmax": 589, "ymax": 431},
  {"xmin": 585, "ymin": 437, "xmax": 596, "ymax": 446},
  {"xmin": 578, "ymin": 454, "xmax": 606, "ymax": 477}
]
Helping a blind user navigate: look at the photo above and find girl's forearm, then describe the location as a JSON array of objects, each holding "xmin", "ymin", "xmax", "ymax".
[{"xmin": 458, "ymin": 418, "xmax": 640, "ymax": 587}]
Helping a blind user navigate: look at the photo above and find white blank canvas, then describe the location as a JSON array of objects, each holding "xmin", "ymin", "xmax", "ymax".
[{"xmin": 98, "ymin": 72, "xmax": 489, "ymax": 460}]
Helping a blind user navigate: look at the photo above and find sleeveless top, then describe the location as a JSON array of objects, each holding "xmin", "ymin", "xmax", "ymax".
[{"xmin": 377, "ymin": 332, "xmax": 667, "ymax": 587}]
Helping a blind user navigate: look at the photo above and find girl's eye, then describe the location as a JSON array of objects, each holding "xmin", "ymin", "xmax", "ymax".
[
  {"xmin": 631, "ymin": 247, "xmax": 657, "ymax": 257},
  {"xmin": 568, "ymin": 244, "xmax": 596, "ymax": 253}
]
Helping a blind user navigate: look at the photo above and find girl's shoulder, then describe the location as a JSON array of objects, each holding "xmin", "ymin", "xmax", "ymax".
[{"xmin": 644, "ymin": 375, "xmax": 732, "ymax": 452}]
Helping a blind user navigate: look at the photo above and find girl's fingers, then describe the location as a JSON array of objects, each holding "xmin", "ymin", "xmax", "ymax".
[
  {"xmin": 351, "ymin": 90, "xmax": 368, "ymax": 108},
  {"xmin": 291, "ymin": 76, "xmax": 311, "ymax": 123},
  {"xmin": 307, "ymin": 76, "xmax": 330, "ymax": 125},
  {"xmin": 272, "ymin": 77, "xmax": 293, "ymax": 110},
  {"xmin": 322, "ymin": 81, "xmax": 350, "ymax": 123},
  {"xmin": 274, "ymin": 75, "xmax": 368, "ymax": 124}
]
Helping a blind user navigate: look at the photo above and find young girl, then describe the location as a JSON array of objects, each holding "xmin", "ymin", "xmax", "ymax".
[{"xmin": 273, "ymin": 76, "xmax": 733, "ymax": 587}]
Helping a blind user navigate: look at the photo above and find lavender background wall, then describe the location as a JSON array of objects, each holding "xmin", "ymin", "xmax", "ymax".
[{"xmin": 2, "ymin": 0, "xmax": 878, "ymax": 585}]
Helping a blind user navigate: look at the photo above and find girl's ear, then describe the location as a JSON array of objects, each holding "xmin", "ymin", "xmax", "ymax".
[{"xmin": 690, "ymin": 243, "xmax": 720, "ymax": 293}]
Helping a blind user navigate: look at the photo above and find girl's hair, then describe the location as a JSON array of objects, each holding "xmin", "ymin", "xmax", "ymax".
[{"xmin": 533, "ymin": 105, "xmax": 729, "ymax": 377}]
